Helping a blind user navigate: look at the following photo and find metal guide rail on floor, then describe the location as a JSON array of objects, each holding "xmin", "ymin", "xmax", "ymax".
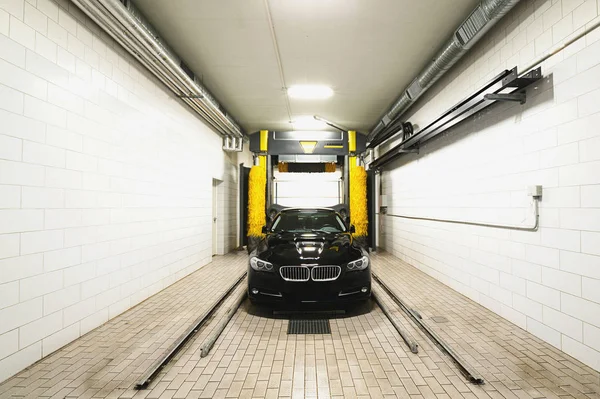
[
  {"xmin": 199, "ymin": 288, "xmax": 247, "ymax": 358},
  {"xmin": 371, "ymin": 287, "xmax": 419, "ymax": 354},
  {"xmin": 135, "ymin": 272, "xmax": 248, "ymax": 390},
  {"xmin": 372, "ymin": 273, "xmax": 485, "ymax": 385}
]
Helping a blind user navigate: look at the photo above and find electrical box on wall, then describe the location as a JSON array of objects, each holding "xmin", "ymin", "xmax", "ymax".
[
  {"xmin": 380, "ymin": 194, "xmax": 388, "ymax": 214},
  {"xmin": 528, "ymin": 185, "xmax": 543, "ymax": 198},
  {"xmin": 380, "ymin": 194, "xmax": 388, "ymax": 207}
]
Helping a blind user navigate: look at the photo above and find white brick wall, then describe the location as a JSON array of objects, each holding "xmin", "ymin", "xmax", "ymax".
[
  {"xmin": 0, "ymin": 0, "xmax": 250, "ymax": 382},
  {"xmin": 381, "ymin": 0, "xmax": 600, "ymax": 372}
]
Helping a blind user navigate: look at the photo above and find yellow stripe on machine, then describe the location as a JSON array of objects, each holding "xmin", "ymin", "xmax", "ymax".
[
  {"xmin": 260, "ymin": 130, "xmax": 268, "ymax": 152},
  {"xmin": 348, "ymin": 130, "xmax": 356, "ymax": 152}
]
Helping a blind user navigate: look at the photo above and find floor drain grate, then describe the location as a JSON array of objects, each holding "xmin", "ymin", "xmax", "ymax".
[{"xmin": 288, "ymin": 319, "xmax": 331, "ymax": 334}]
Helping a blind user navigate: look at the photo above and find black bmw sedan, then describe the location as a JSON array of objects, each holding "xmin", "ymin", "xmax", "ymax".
[{"xmin": 248, "ymin": 208, "xmax": 371, "ymax": 304}]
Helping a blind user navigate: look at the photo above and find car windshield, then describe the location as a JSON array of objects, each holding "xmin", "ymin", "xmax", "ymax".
[{"xmin": 271, "ymin": 209, "xmax": 347, "ymax": 233}]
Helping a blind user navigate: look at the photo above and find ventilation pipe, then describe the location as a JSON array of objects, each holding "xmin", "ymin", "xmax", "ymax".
[
  {"xmin": 367, "ymin": 0, "xmax": 520, "ymax": 146},
  {"xmin": 71, "ymin": 0, "xmax": 245, "ymax": 151}
]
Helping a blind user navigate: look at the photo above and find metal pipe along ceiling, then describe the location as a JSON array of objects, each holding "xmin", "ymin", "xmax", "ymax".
[
  {"xmin": 102, "ymin": 0, "xmax": 243, "ymax": 137},
  {"xmin": 71, "ymin": 0, "xmax": 244, "ymax": 142},
  {"xmin": 367, "ymin": 0, "xmax": 521, "ymax": 145}
]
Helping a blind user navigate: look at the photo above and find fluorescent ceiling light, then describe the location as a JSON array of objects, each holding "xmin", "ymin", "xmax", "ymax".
[
  {"xmin": 287, "ymin": 85, "xmax": 333, "ymax": 99},
  {"xmin": 291, "ymin": 116, "xmax": 328, "ymax": 130}
]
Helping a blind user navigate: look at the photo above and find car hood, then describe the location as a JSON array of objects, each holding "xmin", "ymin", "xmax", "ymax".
[{"xmin": 255, "ymin": 232, "xmax": 363, "ymax": 265}]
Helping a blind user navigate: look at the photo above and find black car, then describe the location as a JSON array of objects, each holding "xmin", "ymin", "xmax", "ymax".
[{"xmin": 248, "ymin": 208, "xmax": 371, "ymax": 304}]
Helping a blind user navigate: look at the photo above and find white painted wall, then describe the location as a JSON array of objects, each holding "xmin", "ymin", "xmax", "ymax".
[
  {"xmin": 0, "ymin": 0, "xmax": 249, "ymax": 382},
  {"xmin": 381, "ymin": 0, "xmax": 600, "ymax": 371}
]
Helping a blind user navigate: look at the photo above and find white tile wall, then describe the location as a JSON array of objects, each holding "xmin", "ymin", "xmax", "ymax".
[
  {"xmin": 382, "ymin": 0, "xmax": 600, "ymax": 372},
  {"xmin": 0, "ymin": 0, "xmax": 251, "ymax": 382}
]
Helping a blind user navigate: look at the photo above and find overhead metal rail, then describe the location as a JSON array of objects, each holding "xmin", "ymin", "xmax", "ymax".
[{"xmin": 369, "ymin": 66, "xmax": 542, "ymax": 170}]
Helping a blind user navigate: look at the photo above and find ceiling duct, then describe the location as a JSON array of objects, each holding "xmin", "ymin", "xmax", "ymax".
[
  {"xmin": 367, "ymin": 0, "xmax": 520, "ymax": 147},
  {"xmin": 71, "ymin": 0, "xmax": 245, "ymax": 151}
]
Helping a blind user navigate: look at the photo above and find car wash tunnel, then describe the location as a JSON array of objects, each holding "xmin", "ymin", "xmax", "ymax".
[{"xmin": 2, "ymin": 1, "xmax": 600, "ymax": 399}]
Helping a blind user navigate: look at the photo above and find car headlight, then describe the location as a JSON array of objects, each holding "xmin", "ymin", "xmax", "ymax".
[
  {"xmin": 347, "ymin": 256, "xmax": 369, "ymax": 271},
  {"xmin": 250, "ymin": 257, "xmax": 274, "ymax": 272}
]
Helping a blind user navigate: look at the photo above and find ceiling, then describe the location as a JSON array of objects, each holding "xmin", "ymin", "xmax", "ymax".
[{"xmin": 134, "ymin": 0, "xmax": 480, "ymax": 133}]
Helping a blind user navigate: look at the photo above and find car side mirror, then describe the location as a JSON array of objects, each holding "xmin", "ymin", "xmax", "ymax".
[
  {"xmin": 349, "ymin": 225, "xmax": 356, "ymax": 233},
  {"xmin": 261, "ymin": 226, "xmax": 268, "ymax": 234}
]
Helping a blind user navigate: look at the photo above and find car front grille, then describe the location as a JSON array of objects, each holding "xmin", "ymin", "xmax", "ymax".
[
  {"xmin": 279, "ymin": 265, "xmax": 341, "ymax": 282},
  {"xmin": 311, "ymin": 266, "xmax": 341, "ymax": 281},
  {"xmin": 280, "ymin": 266, "xmax": 310, "ymax": 282}
]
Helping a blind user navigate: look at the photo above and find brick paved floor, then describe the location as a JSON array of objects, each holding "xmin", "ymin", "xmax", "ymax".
[
  {"xmin": 0, "ymin": 252, "xmax": 248, "ymax": 399},
  {"xmin": 370, "ymin": 252, "xmax": 600, "ymax": 399},
  {"xmin": 1, "ymin": 250, "xmax": 599, "ymax": 398}
]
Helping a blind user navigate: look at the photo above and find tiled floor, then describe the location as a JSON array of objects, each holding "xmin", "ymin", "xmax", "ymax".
[
  {"xmin": 0, "ymin": 251, "xmax": 248, "ymax": 399},
  {"xmin": 370, "ymin": 253, "xmax": 600, "ymax": 399},
  {"xmin": 1, "ymin": 251, "xmax": 599, "ymax": 398}
]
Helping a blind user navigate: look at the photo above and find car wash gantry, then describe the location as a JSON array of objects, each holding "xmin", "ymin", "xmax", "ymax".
[{"xmin": 242, "ymin": 129, "xmax": 372, "ymax": 253}]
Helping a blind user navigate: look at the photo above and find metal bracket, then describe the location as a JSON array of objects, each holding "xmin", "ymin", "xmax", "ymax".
[
  {"xmin": 503, "ymin": 67, "xmax": 542, "ymax": 87},
  {"xmin": 484, "ymin": 92, "xmax": 526, "ymax": 104},
  {"xmin": 222, "ymin": 136, "xmax": 243, "ymax": 152}
]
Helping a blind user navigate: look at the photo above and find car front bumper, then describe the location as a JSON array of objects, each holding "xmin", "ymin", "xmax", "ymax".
[{"xmin": 247, "ymin": 266, "xmax": 371, "ymax": 304}]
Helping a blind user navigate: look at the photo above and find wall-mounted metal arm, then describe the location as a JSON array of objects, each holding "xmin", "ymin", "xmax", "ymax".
[
  {"xmin": 484, "ymin": 92, "xmax": 525, "ymax": 104},
  {"xmin": 369, "ymin": 66, "xmax": 542, "ymax": 170}
]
